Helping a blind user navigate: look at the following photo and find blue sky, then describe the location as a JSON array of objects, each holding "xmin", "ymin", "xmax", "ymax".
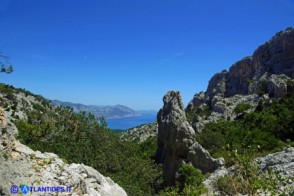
[{"xmin": 0, "ymin": 0, "xmax": 293, "ymax": 110}]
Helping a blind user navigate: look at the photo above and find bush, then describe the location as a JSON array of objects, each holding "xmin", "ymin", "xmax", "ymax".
[
  {"xmin": 214, "ymin": 147, "xmax": 293, "ymax": 195},
  {"xmin": 160, "ymin": 164, "xmax": 206, "ymax": 196},
  {"xmin": 234, "ymin": 103, "xmax": 252, "ymax": 114},
  {"xmin": 177, "ymin": 164, "xmax": 204, "ymax": 190},
  {"xmin": 186, "ymin": 105, "xmax": 211, "ymax": 123}
]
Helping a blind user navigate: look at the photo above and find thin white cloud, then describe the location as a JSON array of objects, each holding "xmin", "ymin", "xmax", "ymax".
[
  {"xmin": 152, "ymin": 52, "xmax": 184, "ymax": 67},
  {"xmin": 173, "ymin": 52, "xmax": 184, "ymax": 57}
]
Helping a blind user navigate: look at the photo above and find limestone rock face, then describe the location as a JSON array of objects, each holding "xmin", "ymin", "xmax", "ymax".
[
  {"xmin": 0, "ymin": 108, "xmax": 17, "ymax": 153},
  {"xmin": 226, "ymin": 28, "xmax": 294, "ymax": 97},
  {"xmin": 156, "ymin": 91, "xmax": 223, "ymax": 186},
  {"xmin": 256, "ymin": 147, "xmax": 294, "ymax": 179},
  {"xmin": 0, "ymin": 107, "xmax": 127, "ymax": 196},
  {"xmin": 207, "ymin": 70, "xmax": 228, "ymax": 99},
  {"xmin": 187, "ymin": 28, "xmax": 294, "ymax": 132}
]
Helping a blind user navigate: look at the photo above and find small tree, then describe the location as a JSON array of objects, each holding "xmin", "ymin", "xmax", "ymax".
[
  {"xmin": 0, "ymin": 52, "xmax": 13, "ymax": 74},
  {"xmin": 176, "ymin": 164, "xmax": 204, "ymax": 190},
  {"xmin": 160, "ymin": 164, "xmax": 207, "ymax": 195}
]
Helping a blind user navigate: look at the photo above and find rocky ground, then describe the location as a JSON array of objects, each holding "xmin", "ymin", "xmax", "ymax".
[
  {"xmin": 121, "ymin": 122, "xmax": 158, "ymax": 143},
  {"xmin": 203, "ymin": 147, "xmax": 294, "ymax": 195},
  {"xmin": 0, "ymin": 107, "xmax": 127, "ymax": 196}
]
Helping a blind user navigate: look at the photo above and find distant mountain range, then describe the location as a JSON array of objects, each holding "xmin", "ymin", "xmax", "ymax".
[{"xmin": 51, "ymin": 100, "xmax": 143, "ymax": 119}]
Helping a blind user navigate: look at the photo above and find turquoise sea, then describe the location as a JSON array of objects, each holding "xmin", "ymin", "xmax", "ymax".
[{"xmin": 106, "ymin": 114, "xmax": 157, "ymax": 130}]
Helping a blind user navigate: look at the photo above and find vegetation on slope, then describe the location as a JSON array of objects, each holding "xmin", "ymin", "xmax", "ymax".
[
  {"xmin": 15, "ymin": 106, "xmax": 162, "ymax": 195},
  {"xmin": 16, "ymin": 108, "xmax": 161, "ymax": 195},
  {"xmin": 2, "ymin": 83, "xmax": 294, "ymax": 195},
  {"xmin": 196, "ymin": 93, "xmax": 294, "ymax": 164},
  {"xmin": 0, "ymin": 85, "xmax": 161, "ymax": 195},
  {"xmin": 214, "ymin": 146, "xmax": 293, "ymax": 195}
]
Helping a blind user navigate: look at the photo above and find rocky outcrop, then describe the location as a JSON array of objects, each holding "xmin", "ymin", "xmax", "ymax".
[
  {"xmin": 226, "ymin": 28, "xmax": 294, "ymax": 97},
  {"xmin": 0, "ymin": 107, "xmax": 17, "ymax": 154},
  {"xmin": 121, "ymin": 122, "xmax": 158, "ymax": 143},
  {"xmin": 187, "ymin": 28, "xmax": 294, "ymax": 131},
  {"xmin": 0, "ymin": 107, "xmax": 127, "ymax": 196},
  {"xmin": 257, "ymin": 147, "xmax": 294, "ymax": 179},
  {"xmin": 155, "ymin": 91, "xmax": 223, "ymax": 186},
  {"xmin": 204, "ymin": 147, "xmax": 294, "ymax": 195}
]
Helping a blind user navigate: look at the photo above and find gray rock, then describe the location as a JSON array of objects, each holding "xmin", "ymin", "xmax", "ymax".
[
  {"xmin": 186, "ymin": 28, "xmax": 294, "ymax": 132},
  {"xmin": 156, "ymin": 91, "xmax": 223, "ymax": 186},
  {"xmin": 187, "ymin": 143, "xmax": 224, "ymax": 174},
  {"xmin": 205, "ymin": 148, "xmax": 294, "ymax": 195},
  {"xmin": 0, "ymin": 108, "xmax": 17, "ymax": 153},
  {"xmin": 206, "ymin": 70, "xmax": 228, "ymax": 99},
  {"xmin": 0, "ymin": 107, "xmax": 127, "ymax": 196},
  {"xmin": 256, "ymin": 147, "xmax": 294, "ymax": 178}
]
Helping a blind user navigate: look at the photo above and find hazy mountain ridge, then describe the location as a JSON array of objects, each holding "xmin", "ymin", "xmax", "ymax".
[{"xmin": 52, "ymin": 100, "xmax": 140, "ymax": 119}]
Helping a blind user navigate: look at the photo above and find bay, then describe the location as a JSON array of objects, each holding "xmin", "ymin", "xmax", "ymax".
[{"xmin": 106, "ymin": 114, "xmax": 156, "ymax": 130}]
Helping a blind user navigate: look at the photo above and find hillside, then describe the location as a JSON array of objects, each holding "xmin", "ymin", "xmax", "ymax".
[
  {"xmin": 0, "ymin": 28, "xmax": 294, "ymax": 196},
  {"xmin": 186, "ymin": 27, "xmax": 294, "ymax": 132},
  {"xmin": 123, "ymin": 28, "xmax": 294, "ymax": 195},
  {"xmin": 125, "ymin": 28, "xmax": 294, "ymax": 143},
  {"xmin": 52, "ymin": 100, "xmax": 139, "ymax": 119},
  {"xmin": 0, "ymin": 85, "xmax": 161, "ymax": 195},
  {"xmin": 0, "ymin": 85, "xmax": 127, "ymax": 195}
]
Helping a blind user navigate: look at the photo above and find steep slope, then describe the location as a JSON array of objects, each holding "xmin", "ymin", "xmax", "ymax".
[
  {"xmin": 186, "ymin": 28, "xmax": 294, "ymax": 132},
  {"xmin": 52, "ymin": 100, "xmax": 139, "ymax": 119}
]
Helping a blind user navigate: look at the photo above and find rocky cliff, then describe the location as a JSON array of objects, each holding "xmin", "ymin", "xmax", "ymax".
[
  {"xmin": 0, "ymin": 105, "xmax": 127, "ymax": 195},
  {"xmin": 155, "ymin": 91, "xmax": 223, "ymax": 186},
  {"xmin": 187, "ymin": 28, "xmax": 294, "ymax": 132}
]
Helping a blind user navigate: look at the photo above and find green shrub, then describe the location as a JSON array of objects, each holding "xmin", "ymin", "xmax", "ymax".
[
  {"xmin": 177, "ymin": 164, "xmax": 204, "ymax": 190},
  {"xmin": 186, "ymin": 105, "xmax": 211, "ymax": 123},
  {"xmin": 160, "ymin": 164, "xmax": 206, "ymax": 196},
  {"xmin": 214, "ymin": 147, "xmax": 293, "ymax": 195},
  {"xmin": 234, "ymin": 103, "xmax": 252, "ymax": 114}
]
